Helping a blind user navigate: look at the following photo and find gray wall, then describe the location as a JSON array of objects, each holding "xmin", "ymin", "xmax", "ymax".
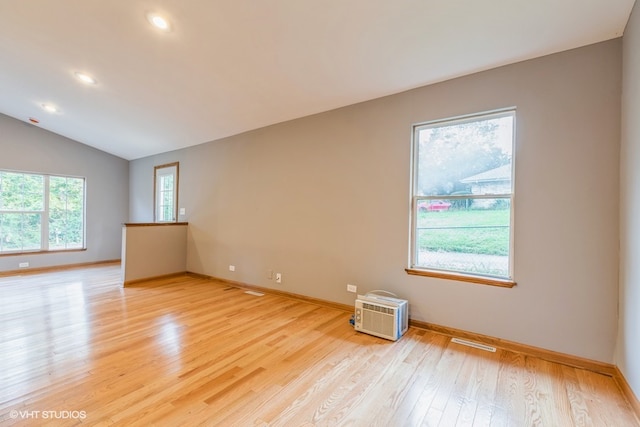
[
  {"xmin": 618, "ymin": 1, "xmax": 640, "ymax": 400},
  {"xmin": 0, "ymin": 114, "xmax": 129, "ymax": 271},
  {"xmin": 130, "ymin": 40, "xmax": 621, "ymax": 363}
]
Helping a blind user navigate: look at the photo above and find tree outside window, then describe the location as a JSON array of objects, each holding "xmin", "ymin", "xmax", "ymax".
[{"xmin": 0, "ymin": 170, "xmax": 85, "ymax": 254}]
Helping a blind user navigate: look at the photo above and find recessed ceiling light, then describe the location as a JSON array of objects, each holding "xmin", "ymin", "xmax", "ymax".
[
  {"xmin": 41, "ymin": 103, "xmax": 59, "ymax": 113},
  {"xmin": 74, "ymin": 71, "xmax": 97, "ymax": 85},
  {"xmin": 147, "ymin": 13, "xmax": 171, "ymax": 31}
]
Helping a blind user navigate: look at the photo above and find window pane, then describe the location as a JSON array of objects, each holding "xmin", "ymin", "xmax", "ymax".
[
  {"xmin": 22, "ymin": 213, "xmax": 42, "ymax": 250},
  {"xmin": 161, "ymin": 204, "xmax": 174, "ymax": 222},
  {"xmin": 161, "ymin": 175, "xmax": 174, "ymax": 191},
  {"xmin": 23, "ymin": 174, "xmax": 45, "ymax": 210},
  {"xmin": 162, "ymin": 191, "xmax": 173, "ymax": 206},
  {"xmin": 49, "ymin": 176, "xmax": 84, "ymax": 250},
  {"xmin": 0, "ymin": 172, "xmax": 22, "ymax": 210},
  {"xmin": 0, "ymin": 213, "xmax": 20, "ymax": 251},
  {"xmin": 416, "ymin": 114, "xmax": 513, "ymax": 197},
  {"xmin": 0, "ymin": 212, "xmax": 41, "ymax": 252},
  {"xmin": 415, "ymin": 198, "xmax": 510, "ymax": 277},
  {"xmin": 0, "ymin": 171, "xmax": 44, "ymax": 211}
]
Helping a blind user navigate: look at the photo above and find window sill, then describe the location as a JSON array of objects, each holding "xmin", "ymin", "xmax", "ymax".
[
  {"xmin": 123, "ymin": 222, "xmax": 188, "ymax": 227},
  {"xmin": 405, "ymin": 268, "xmax": 516, "ymax": 288},
  {"xmin": 0, "ymin": 248, "xmax": 87, "ymax": 257}
]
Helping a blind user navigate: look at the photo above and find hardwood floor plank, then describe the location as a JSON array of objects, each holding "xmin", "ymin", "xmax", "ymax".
[
  {"xmin": 296, "ymin": 329, "xmax": 423, "ymax": 426},
  {"xmin": 547, "ymin": 361, "xmax": 578, "ymax": 427},
  {"xmin": 561, "ymin": 364, "xmax": 593, "ymax": 426},
  {"xmin": 385, "ymin": 333, "xmax": 450, "ymax": 425},
  {"xmin": 440, "ymin": 344, "xmax": 475, "ymax": 425},
  {"xmin": 489, "ymin": 350, "xmax": 526, "ymax": 426},
  {"xmin": 404, "ymin": 338, "xmax": 468, "ymax": 425},
  {"xmin": 521, "ymin": 356, "xmax": 565, "ymax": 426},
  {"xmin": 226, "ymin": 328, "xmax": 365, "ymax": 425},
  {"xmin": 576, "ymin": 367, "xmax": 639, "ymax": 427},
  {"xmin": 0, "ymin": 265, "xmax": 637, "ymax": 426},
  {"xmin": 454, "ymin": 349, "xmax": 501, "ymax": 427}
]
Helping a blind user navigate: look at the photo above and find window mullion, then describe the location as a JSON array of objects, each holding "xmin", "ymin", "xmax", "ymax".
[
  {"xmin": 42, "ymin": 176, "xmax": 49, "ymax": 251},
  {"xmin": 416, "ymin": 194, "xmax": 511, "ymax": 201}
]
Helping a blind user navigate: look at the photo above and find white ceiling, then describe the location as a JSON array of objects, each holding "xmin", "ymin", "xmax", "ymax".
[{"xmin": 0, "ymin": 1, "xmax": 635, "ymax": 160}]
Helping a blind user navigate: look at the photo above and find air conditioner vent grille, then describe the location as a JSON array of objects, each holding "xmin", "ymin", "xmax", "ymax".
[{"xmin": 362, "ymin": 302, "xmax": 393, "ymax": 315}]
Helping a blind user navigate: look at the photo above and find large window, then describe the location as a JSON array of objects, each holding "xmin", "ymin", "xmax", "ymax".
[
  {"xmin": 0, "ymin": 170, "xmax": 85, "ymax": 254},
  {"xmin": 409, "ymin": 109, "xmax": 515, "ymax": 285}
]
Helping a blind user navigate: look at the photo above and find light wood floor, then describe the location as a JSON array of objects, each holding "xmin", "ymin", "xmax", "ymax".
[{"xmin": 0, "ymin": 265, "xmax": 637, "ymax": 426}]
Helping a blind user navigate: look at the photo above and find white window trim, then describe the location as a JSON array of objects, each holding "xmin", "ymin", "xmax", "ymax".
[
  {"xmin": 0, "ymin": 169, "xmax": 86, "ymax": 255},
  {"xmin": 407, "ymin": 108, "xmax": 516, "ymax": 287},
  {"xmin": 154, "ymin": 162, "xmax": 179, "ymax": 223}
]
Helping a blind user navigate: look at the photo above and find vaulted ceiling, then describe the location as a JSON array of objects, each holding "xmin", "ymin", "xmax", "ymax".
[{"xmin": 0, "ymin": 1, "xmax": 635, "ymax": 160}]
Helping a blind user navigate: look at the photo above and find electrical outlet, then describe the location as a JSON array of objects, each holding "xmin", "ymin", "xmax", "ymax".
[
  {"xmin": 229, "ymin": 265, "xmax": 235, "ymax": 272},
  {"xmin": 275, "ymin": 273, "xmax": 282, "ymax": 284},
  {"xmin": 347, "ymin": 284, "xmax": 357, "ymax": 293},
  {"xmin": 19, "ymin": 262, "xmax": 29, "ymax": 268}
]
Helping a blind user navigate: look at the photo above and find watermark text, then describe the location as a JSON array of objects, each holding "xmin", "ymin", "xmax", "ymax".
[{"xmin": 9, "ymin": 410, "xmax": 87, "ymax": 420}]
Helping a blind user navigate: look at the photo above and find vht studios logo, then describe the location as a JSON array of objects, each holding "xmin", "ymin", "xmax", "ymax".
[{"xmin": 9, "ymin": 410, "xmax": 87, "ymax": 420}]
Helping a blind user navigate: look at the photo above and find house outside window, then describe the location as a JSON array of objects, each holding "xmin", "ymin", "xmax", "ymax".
[{"xmin": 409, "ymin": 109, "xmax": 516, "ymax": 285}]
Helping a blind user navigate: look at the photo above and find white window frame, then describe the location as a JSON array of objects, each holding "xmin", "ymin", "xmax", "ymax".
[
  {"xmin": 154, "ymin": 162, "xmax": 179, "ymax": 223},
  {"xmin": 407, "ymin": 109, "xmax": 516, "ymax": 287},
  {"xmin": 0, "ymin": 169, "xmax": 86, "ymax": 255}
]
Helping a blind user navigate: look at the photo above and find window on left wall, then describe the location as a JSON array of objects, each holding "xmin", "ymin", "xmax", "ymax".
[{"xmin": 0, "ymin": 170, "xmax": 85, "ymax": 254}]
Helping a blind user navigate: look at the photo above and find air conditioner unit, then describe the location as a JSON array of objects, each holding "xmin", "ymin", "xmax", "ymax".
[{"xmin": 354, "ymin": 294, "xmax": 408, "ymax": 341}]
